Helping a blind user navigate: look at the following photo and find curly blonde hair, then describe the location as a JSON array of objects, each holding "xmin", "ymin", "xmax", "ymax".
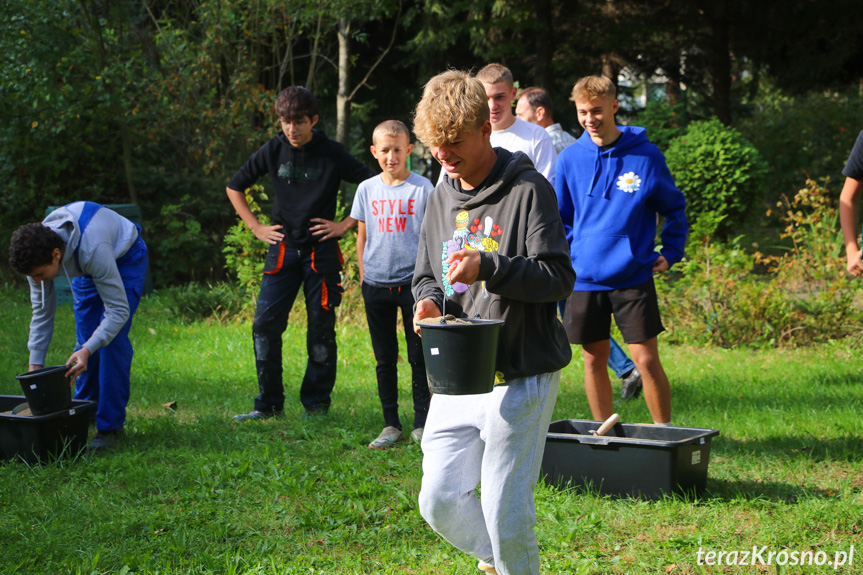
[
  {"xmin": 413, "ymin": 70, "xmax": 489, "ymax": 149},
  {"xmin": 570, "ymin": 75, "xmax": 616, "ymax": 103}
]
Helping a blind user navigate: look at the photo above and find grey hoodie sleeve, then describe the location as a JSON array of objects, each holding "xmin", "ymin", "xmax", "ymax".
[
  {"xmin": 411, "ymin": 208, "xmax": 444, "ymax": 311},
  {"xmin": 27, "ymin": 277, "xmax": 57, "ymax": 366},
  {"xmin": 478, "ymin": 184, "xmax": 575, "ymax": 302},
  {"xmin": 79, "ymin": 242, "xmax": 131, "ymax": 354}
]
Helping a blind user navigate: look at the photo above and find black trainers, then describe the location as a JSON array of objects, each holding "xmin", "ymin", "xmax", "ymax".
[
  {"xmin": 620, "ymin": 368, "xmax": 643, "ymax": 400},
  {"xmin": 88, "ymin": 428, "xmax": 124, "ymax": 451},
  {"xmin": 303, "ymin": 405, "xmax": 329, "ymax": 418},
  {"xmin": 232, "ymin": 409, "xmax": 282, "ymax": 422}
]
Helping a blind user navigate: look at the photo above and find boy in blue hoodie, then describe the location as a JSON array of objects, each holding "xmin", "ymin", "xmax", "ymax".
[{"xmin": 555, "ymin": 75, "xmax": 687, "ymax": 426}]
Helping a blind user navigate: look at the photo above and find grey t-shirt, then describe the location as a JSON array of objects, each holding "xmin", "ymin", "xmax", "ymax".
[{"xmin": 350, "ymin": 172, "xmax": 432, "ymax": 286}]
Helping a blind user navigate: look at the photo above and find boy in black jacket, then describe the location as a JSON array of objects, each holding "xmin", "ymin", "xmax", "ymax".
[
  {"xmin": 227, "ymin": 86, "xmax": 373, "ymax": 420},
  {"xmin": 411, "ymin": 70, "xmax": 575, "ymax": 575}
]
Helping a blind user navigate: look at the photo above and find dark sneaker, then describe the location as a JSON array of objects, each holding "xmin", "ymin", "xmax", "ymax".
[
  {"xmin": 232, "ymin": 409, "xmax": 282, "ymax": 422},
  {"xmin": 620, "ymin": 368, "xmax": 643, "ymax": 400},
  {"xmin": 88, "ymin": 428, "xmax": 124, "ymax": 451},
  {"xmin": 303, "ymin": 406, "xmax": 329, "ymax": 418}
]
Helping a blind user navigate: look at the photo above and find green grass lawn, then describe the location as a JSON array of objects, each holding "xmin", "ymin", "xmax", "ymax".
[{"xmin": 0, "ymin": 288, "xmax": 861, "ymax": 574}]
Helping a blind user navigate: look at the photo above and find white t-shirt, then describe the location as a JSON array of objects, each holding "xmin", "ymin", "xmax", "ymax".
[{"xmin": 491, "ymin": 118, "xmax": 557, "ymax": 185}]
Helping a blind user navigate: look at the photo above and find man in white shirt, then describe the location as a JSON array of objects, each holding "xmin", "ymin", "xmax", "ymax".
[
  {"xmin": 477, "ymin": 64, "xmax": 557, "ymax": 185},
  {"xmin": 516, "ymin": 86, "xmax": 578, "ymax": 154}
]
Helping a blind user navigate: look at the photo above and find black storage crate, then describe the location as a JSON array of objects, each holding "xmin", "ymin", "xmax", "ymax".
[
  {"xmin": 0, "ymin": 395, "xmax": 96, "ymax": 463},
  {"xmin": 542, "ymin": 419, "xmax": 720, "ymax": 499}
]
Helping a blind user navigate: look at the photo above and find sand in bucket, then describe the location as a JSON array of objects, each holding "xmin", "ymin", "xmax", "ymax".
[{"xmin": 418, "ymin": 315, "xmax": 504, "ymax": 395}]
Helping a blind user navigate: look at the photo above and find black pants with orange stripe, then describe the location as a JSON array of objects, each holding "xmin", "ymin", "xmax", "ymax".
[{"xmin": 252, "ymin": 240, "xmax": 344, "ymax": 413}]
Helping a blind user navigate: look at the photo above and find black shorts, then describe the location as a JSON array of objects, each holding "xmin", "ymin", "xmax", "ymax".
[{"xmin": 562, "ymin": 279, "xmax": 664, "ymax": 345}]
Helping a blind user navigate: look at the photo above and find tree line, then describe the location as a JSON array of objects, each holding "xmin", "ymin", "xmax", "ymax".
[{"xmin": 2, "ymin": 0, "xmax": 861, "ymax": 284}]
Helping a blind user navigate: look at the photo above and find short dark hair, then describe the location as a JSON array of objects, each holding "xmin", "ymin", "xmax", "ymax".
[
  {"xmin": 274, "ymin": 86, "xmax": 318, "ymax": 120},
  {"xmin": 9, "ymin": 223, "xmax": 65, "ymax": 274},
  {"xmin": 519, "ymin": 87, "xmax": 554, "ymax": 119}
]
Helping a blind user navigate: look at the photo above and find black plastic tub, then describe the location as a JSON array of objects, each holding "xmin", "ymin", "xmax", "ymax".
[
  {"xmin": 419, "ymin": 319, "xmax": 504, "ymax": 395},
  {"xmin": 0, "ymin": 395, "xmax": 95, "ymax": 463},
  {"xmin": 542, "ymin": 419, "xmax": 720, "ymax": 499},
  {"xmin": 16, "ymin": 365, "xmax": 72, "ymax": 415}
]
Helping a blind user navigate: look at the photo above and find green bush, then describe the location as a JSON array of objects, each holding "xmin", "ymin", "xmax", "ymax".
[
  {"xmin": 657, "ymin": 211, "xmax": 763, "ymax": 346},
  {"xmin": 658, "ymin": 178, "xmax": 863, "ymax": 347},
  {"xmin": 632, "ymin": 101, "xmax": 688, "ymax": 152},
  {"xmin": 665, "ymin": 118, "xmax": 768, "ymax": 238},
  {"xmin": 737, "ymin": 87, "xmax": 863, "ymax": 202},
  {"xmin": 158, "ymin": 281, "xmax": 251, "ymax": 323},
  {"xmin": 222, "ymin": 185, "xmax": 270, "ymax": 291},
  {"xmin": 146, "ymin": 185, "xmax": 233, "ymax": 286}
]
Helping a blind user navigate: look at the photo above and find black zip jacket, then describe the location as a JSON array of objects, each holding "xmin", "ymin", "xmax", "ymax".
[{"xmin": 228, "ymin": 130, "xmax": 374, "ymax": 246}]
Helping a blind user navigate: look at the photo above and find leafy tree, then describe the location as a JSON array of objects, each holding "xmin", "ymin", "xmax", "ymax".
[{"xmin": 0, "ymin": 0, "xmax": 150, "ymax": 253}]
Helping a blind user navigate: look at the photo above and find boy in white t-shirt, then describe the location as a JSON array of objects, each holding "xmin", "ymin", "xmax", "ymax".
[{"xmin": 350, "ymin": 120, "xmax": 433, "ymax": 448}]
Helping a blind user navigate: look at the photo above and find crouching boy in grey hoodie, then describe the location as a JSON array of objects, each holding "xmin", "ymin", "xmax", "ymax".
[{"xmin": 9, "ymin": 201, "xmax": 148, "ymax": 451}]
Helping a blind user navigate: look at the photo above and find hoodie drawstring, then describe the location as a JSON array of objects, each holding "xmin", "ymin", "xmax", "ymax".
[
  {"xmin": 603, "ymin": 150, "xmax": 614, "ymax": 199},
  {"xmin": 586, "ymin": 147, "xmax": 600, "ymax": 197},
  {"xmin": 63, "ymin": 262, "xmax": 79, "ymax": 305},
  {"xmin": 587, "ymin": 146, "xmax": 616, "ymax": 199}
]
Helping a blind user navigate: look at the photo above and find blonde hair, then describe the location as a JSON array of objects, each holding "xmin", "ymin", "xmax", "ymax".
[
  {"xmin": 413, "ymin": 70, "xmax": 489, "ymax": 149},
  {"xmin": 372, "ymin": 120, "xmax": 411, "ymax": 146},
  {"xmin": 475, "ymin": 63, "xmax": 513, "ymax": 87},
  {"xmin": 571, "ymin": 75, "xmax": 616, "ymax": 103}
]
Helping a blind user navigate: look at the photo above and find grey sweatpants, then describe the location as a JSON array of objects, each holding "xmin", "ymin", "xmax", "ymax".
[{"xmin": 418, "ymin": 371, "xmax": 560, "ymax": 575}]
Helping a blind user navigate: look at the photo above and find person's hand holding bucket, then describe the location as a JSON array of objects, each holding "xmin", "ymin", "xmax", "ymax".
[
  {"xmin": 65, "ymin": 347, "xmax": 91, "ymax": 384},
  {"xmin": 413, "ymin": 299, "xmax": 442, "ymax": 335}
]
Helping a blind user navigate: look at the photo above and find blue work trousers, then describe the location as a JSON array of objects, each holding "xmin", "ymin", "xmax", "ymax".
[{"xmin": 72, "ymin": 236, "xmax": 148, "ymax": 432}]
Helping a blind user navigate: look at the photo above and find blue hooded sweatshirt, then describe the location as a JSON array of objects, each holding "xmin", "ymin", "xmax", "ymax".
[{"xmin": 555, "ymin": 125, "xmax": 688, "ymax": 291}]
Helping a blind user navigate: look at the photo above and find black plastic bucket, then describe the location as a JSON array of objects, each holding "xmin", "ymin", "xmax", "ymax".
[
  {"xmin": 16, "ymin": 366, "xmax": 72, "ymax": 416},
  {"xmin": 419, "ymin": 319, "xmax": 504, "ymax": 395}
]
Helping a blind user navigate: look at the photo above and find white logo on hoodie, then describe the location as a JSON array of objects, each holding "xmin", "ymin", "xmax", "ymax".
[{"xmin": 617, "ymin": 171, "xmax": 641, "ymax": 193}]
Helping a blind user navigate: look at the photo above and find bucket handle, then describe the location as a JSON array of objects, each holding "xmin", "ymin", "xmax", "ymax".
[{"xmin": 440, "ymin": 284, "xmax": 482, "ymax": 324}]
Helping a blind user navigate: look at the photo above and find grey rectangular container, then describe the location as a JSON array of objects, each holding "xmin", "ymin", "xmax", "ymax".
[{"xmin": 542, "ymin": 419, "xmax": 720, "ymax": 499}]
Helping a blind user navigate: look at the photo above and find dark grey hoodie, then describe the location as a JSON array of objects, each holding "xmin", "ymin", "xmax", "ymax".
[{"xmin": 412, "ymin": 148, "xmax": 575, "ymax": 382}]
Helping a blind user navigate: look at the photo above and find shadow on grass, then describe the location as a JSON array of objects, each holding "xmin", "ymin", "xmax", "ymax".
[
  {"xmin": 714, "ymin": 434, "xmax": 861, "ymax": 463},
  {"xmin": 703, "ymin": 477, "xmax": 836, "ymax": 503},
  {"xmin": 541, "ymin": 476, "xmax": 832, "ymax": 505}
]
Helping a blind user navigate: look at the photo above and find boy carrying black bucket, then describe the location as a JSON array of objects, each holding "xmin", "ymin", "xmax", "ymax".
[{"xmin": 410, "ymin": 70, "xmax": 575, "ymax": 575}]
